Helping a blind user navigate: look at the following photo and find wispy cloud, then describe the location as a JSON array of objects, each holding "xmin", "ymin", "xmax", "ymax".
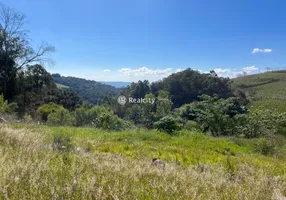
[
  {"xmin": 211, "ymin": 66, "xmax": 259, "ymax": 78},
  {"xmin": 251, "ymin": 48, "xmax": 272, "ymax": 54},
  {"xmin": 118, "ymin": 67, "xmax": 173, "ymax": 82},
  {"xmin": 212, "ymin": 68, "xmax": 236, "ymax": 77},
  {"xmin": 103, "ymin": 69, "xmax": 111, "ymax": 72},
  {"xmin": 119, "ymin": 67, "xmax": 173, "ymax": 76},
  {"xmin": 214, "ymin": 68, "xmax": 231, "ymax": 73},
  {"xmin": 175, "ymin": 69, "xmax": 183, "ymax": 73},
  {"xmin": 243, "ymin": 65, "xmax": 259, "ymax": 73}
]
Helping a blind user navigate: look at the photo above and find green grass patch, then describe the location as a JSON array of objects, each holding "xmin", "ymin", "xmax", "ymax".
[
  {"xmin": 1, "ymin": 124, "xmax": 285, "ymax": 199},
  {"xmin": 56, "ymin": 83, "xmax": 70, "ymax": 89},
  {"xmin": 9, "ymin": 123, "xmax": 286, "ymax": 176}
]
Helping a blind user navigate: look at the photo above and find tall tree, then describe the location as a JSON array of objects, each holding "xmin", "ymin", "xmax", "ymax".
[
  {"xmin": 0, "ymin": 3, "xmax": 54, "ymax": 101},
  {"xmin": 14, "ymin": 64, "xmax": 58, "ymax": 115},
  {"xmin": 151, "ymin": 68, "xmax": 233, "ymax": 108}
]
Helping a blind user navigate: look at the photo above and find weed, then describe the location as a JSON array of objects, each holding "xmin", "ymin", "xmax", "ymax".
[{"xmin": 53, "ymin": 133, "xmax": 74, "ymax": 152}]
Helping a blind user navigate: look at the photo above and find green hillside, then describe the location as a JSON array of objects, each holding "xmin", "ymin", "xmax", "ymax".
[
  {"xmin": 232, "ymin": 71, "xmax": 286, "ymax": 112},
  {"xmin": 52, "ymin": 74, "xmax": 121, "ymax": 104}
]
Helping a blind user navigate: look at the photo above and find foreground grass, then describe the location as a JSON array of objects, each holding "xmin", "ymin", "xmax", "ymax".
[{"xmin": 1, "ymin": 124, "xmax": 286, "ymax": 199}]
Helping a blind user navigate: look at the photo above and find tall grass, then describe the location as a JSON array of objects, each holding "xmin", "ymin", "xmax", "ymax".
[
  {"xmin": 0, "ymin": 124, "xmax": 285, "ymax": 199},
  {"xmin": 233, "ymin": 72, "xmax": 286, "ymax": 103}
]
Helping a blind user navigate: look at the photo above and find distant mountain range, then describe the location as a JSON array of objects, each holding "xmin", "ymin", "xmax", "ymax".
[{"xmin": 101, "ymin": 81, "xmax": 131, "ymax": 88}]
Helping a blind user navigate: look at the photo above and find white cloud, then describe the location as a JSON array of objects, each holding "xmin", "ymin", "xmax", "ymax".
[
  {"xmin": 212, "ymin": 68, "xmax": 233, "ymax": 77},
  {"xmin": 214, "ymin": 68, "xmax": 231, "ymax": 73},
  {"xmin": 210, "ymin": 66, "xmax": 259, "ymax": 78},
  {"xmin": 118, "ymin": 67, "xmax": 173, "ymax": 82},
  {"xmin": 251, "ymin": 48, "xmax": 272, "ymax": 54},
  {"xmin": 176, "ymin": 69, "xmax": 183, "ymax": 73},
  {"xmin": 193, "ymin": 69, "xmax": 209, "ymax": 74},
  {"xmin": 103, "ymin": 69, "xmax": 111, "ymax": 72},
  {"xmin": 263, "ymin": 49, "xmax": 272, "ymax": 53},
  {"xmin": 243, "ymin": 65, "xmax": 259, "ymax": 73}
]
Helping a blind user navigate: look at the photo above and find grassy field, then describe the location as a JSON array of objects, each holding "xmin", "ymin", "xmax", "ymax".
[
  {"xmin": 0, "ymin": 123, "xmax": 285, "ymax": 199},
  {"xmin": 56, "ymin": 83, "xmax": 70, "ymax": 89},
  {"xmin": 232, "ymin": 71, "xmax": 286, "ymax": 112}
]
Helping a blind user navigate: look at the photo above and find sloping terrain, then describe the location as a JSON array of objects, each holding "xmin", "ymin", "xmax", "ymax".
[{"xmin": 232, "ymin": 71, "xmax": 286, "ymax": 112}]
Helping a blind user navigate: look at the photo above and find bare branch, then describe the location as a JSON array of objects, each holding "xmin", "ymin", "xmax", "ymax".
[
  {"xmin": 0, "ymin": 3, "xmax": 26, "ymax": 38},
  {"xmin": 0, "ymin": 3, "xmax": 55, "ymax": 69},
  {"xmin": 17, "ymin": 42, "xmax": 55, "ymax": 69}
]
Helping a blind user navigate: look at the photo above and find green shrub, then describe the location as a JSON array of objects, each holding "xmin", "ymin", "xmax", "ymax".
[
  {"xmin": 73, "ymin": 104, "xmax": 133, "ymax": 130},
  {"xmin": 236, "ymin": 110, "xmax": 286, "ymax": 138},
  {"xmin": 179, "ymin": 95, "xmax": 247, "ymax": 136},
  {"xmin": 37, "ymin": 102, "xmax": 62, "ymax": 121},
  {"xmin": 185, "ymin": 120, "xmax": 201, "ymax": 131},
  {"xmin": 154, "ymin": 116, "xmax": 181, "ymax": 135},
  {"xmin": 254, "ymin": 135, "xmax": 285, "ymax": 156},
  {"xmin": 23, "ymin": 114, "xmax": 32, "ymax": 123},
  {"xmin": 0, "ymin": 94, "xmax": 10, "ymax": 113},
  {"xmin": 73, "ymin": 106, "xmax": 89, "ymax": 126},
  {"xmin": 0, "ymin": 94, "xmax": 16, "ymax": 114},
  {"xmin": 47, "ymin": 107, "xmax": 75, "ymax": 126},
  {"xmin": 277, "ymin": 121, "xmax": 286, "ymax": 136},
  {"xmin": 255, "ymin": 138, "xmax": 276, "ymax": 156}
]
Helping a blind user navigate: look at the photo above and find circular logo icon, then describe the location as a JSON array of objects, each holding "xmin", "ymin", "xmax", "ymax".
[{"xmin": 117, "ymin": 95, "xmax": 126, "ymax": 106}]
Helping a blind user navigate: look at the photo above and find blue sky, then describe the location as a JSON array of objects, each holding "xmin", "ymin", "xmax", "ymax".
[{"xmin": 2, "ymin": 0, "xmax": 286, "ymax": 81}]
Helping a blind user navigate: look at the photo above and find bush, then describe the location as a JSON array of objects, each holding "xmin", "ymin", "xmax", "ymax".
[
  {"xmin": 179, "ymin": 95, "xmax": 247, "ymax": 136},
  {"xmin": 92, "ymin": 110, "xmax": 134, "ymax": 131},
  {"xmin": 47, "ymin": 107, "xmax": 75, "ymax": 126},
  {"xmin": 253, "ymin": 135, "xmax": 285, "ymax": 157},
  {"xmin": 184, "ymin": 120, "xmax": 201, "ymax": 131},
  {"xmin": 254, "ymin": 138, "xmax": 276, "ymax": 156},
  {"xmin": 0, "ymin": 94, "xmax": 10, "ymax": 113},
  {"xmin": 23, "ymin": 114, "xmax": 32, "ymax": 123},
  {"xmin": 0, "ymin": 94, "xmax": 16, "ymax": 114},
  {"xmin": 37, "ymin": 102, "xmax": 62, "ymax": 121},
  {"xmin": 154, "ymin": 116, "xmax": 181, "ymax": 135},
  {"xmin": 236, "ymin": 110, "xmax": 286, "ymax": 138},
  {"xmin": 277, "ymin": 123, "xmax": 286, "ymax": 136},
  {"xmin": 73, "ymin": 105, "xmax": 133, "ymax": 130},
  {"xmin": 73, "ymin": 103, "xmax": 91, "ymax": 126}
]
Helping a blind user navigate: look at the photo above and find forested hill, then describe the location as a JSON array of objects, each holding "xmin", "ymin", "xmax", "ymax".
[{"xmin": 52, "ymin": 74, "xmax": 121, "ymax": 104}]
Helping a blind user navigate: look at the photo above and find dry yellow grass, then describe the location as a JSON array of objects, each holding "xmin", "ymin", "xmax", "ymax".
[{"xmin": 0, "ymin": 125, "xmax": 285, "ymax": 199}]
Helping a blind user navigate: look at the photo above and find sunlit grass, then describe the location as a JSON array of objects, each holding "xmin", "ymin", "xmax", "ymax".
[
  {"xmin": 2, "ymin": 123, "xmax": 286, "ymax": 199},
  {"xmin": 232, "ymin": 72, "xmax": 286, "ymax": 103}
]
